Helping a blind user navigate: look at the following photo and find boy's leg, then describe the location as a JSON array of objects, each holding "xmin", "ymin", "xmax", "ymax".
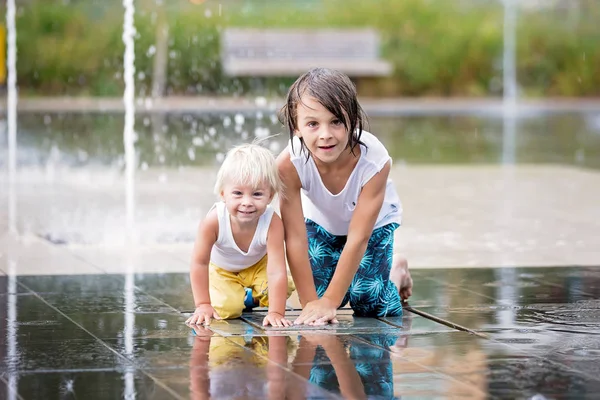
[
  {"xmin": 305, "ymin": 219, "xmax": 350, "ymax": 307},
  {"xmin": 244, "ymin": 256, "xmax": 296, "ymax": 308},
  {"xmin": 390, "ymin": 253, "xmax": 413, "ymax": 301},
  {"xmin": 348, "ymin": 223, "xmax": 403, "ymax": 317},
  {"xmin": 209, "ymin": 264, "xmax": 246, "ymax": 319}
]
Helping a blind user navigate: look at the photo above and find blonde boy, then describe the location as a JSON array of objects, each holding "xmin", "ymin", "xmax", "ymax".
[{"xmin": 186, "ymin": 144, "xmax": 295, "ymax": 327}]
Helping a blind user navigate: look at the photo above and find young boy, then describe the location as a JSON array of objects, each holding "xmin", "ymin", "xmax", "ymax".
[{"xmin": 186, "ymin": 143, "xmax": 294, "ymax": 327}]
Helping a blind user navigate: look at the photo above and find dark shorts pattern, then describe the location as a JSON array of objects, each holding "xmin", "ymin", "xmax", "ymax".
[
  {"xmin": 306, "ymin": 219, "xmax": 402, "ymax": 317},
  {"xmin": 308, "ymin": 335, "xmax": 398, "ymax": 399}
]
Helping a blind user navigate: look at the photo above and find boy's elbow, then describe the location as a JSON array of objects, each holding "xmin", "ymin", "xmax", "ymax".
[
  {"xmin": 348, "ymin": 232, "xmax": 371, "ymax": 250},
  {"xmin": 267, "ymin": 268, "xmax": 287, "ymax": 285}
]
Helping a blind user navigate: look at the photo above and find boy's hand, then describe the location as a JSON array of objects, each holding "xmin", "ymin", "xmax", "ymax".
[
  {"xmin": 262, "ymin": 311, "xmax": 292, "ymax": 328},
  {"xmin": 186, "ymin": 304, "xmax": 221, "ymax": 326},
  {"xmin": 294, "ymin": 297, "xmax": 339, "ymax": 326}
]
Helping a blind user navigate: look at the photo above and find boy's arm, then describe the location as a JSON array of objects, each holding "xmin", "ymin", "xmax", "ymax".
[
  {"xmin": 265, "ymin": 214, "xmax": 288, "ymax": 316},
  {"xmin": 276, "ymin": 149, "xmax": 318, "ymax": 306},
  {"xmin": 321, "ymin": 161, "xmax": 390, "ymax": 307},
  {"xmin": 190, "ymin": 209, "xmax": 219, "ymax": 308}
]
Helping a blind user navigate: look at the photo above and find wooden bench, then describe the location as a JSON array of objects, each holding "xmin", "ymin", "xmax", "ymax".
[{"xmin": 221, "ymin": 28, "xmax": 393, "ymax": 78}]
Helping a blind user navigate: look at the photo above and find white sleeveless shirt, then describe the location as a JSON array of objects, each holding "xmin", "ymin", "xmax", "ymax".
[
  {"xmin": 209, "ymin": 202, "xmax": 274, "ymax": 272},
  {"xmin": 289, "ymin": 131, "xmax": 402, "ymax": 236}
]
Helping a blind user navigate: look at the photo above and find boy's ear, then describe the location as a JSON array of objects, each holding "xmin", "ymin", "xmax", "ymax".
[{"xmin": 293, "ymin": 128, "xmax": 302, "ymax": 138}]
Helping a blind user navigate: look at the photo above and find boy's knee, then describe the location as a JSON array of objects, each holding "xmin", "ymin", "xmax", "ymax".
[
  {"xmin": 212, "ymin": 303, "xmax": 244, "ymax": 320},
  {"xmin": 286, "ymin": 275, "xmax": 296, "ymax": 297}
]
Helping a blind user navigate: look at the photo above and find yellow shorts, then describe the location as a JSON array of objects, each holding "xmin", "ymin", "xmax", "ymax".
[{"xmin": 209, "ymin": 255, "xmax": 296, "ymax": 319}]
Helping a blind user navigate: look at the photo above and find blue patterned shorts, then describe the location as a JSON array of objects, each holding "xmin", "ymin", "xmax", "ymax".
[{"xmin": 306, "ymin": 219, "xmax": 403, "ymax": 317}]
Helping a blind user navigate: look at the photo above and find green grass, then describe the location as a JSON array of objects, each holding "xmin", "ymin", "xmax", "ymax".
[{"xmin": 9, "ymin": 0, "xmax": 600, "ymax": 97}]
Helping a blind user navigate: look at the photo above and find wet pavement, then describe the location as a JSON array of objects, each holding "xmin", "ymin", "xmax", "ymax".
[
  {"xmin": 1, "ymin": 109, "xmax": 599, "ymax": 398},
  {"xmin": 1, "ymin": 241, "xmax": 599, "ymax": 399}
]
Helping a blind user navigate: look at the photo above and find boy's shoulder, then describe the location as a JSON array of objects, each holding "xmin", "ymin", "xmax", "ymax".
[
  {"xmin": 196, "ymin": 205, "xmax": 219, "ymax": 241},
  {"xmin": 360, "ymin": 130, "xmax": 389, "ymax": 161}
]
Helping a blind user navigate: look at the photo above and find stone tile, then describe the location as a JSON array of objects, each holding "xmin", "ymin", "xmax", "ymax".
[
  {"xmin": 378, "ymin": 312, "xmax": 457, "ymax": 334},
  {"xmin": 70, "ymin": 247, "xmax": 189, "ymax": 274},
  {"xmin": 16, "ymin": 274, "xmax": 129, "ymax": 294},
  {"xmin": 0, "ymin": 234, "xmax": 104, "ymax": 276},
  {"xmin": 0, "ymin": 253, "xmax": 103, "ymax": 276},
  {"xmin": 393, "ymin": 371, "xmax": 487, "ymax": 398},
  {"xmin": 401, "ymin": 305, "xmax": 499, "ymax": 333},
  {"xmin": 147, "ymin": 362, "xmax": 335, "ymax": 399},
  {"xmin": 485, "ymin": 356, "xmax": 600, "ymax": 399},
  {"xmin": 128, "ymin": 273, "xmax": 194, "ymax": 311},
  {"xmin": 37, "ymin": 292, "xmax": 174, "ymax": 314},
  {"xmin": 487, "ymin": 330, "xmax": 600, "ymax": 378},
  {"xmin": 104, "ymin": 335, "xmax": 295, "ymax": 371},
  {"xmin": 0, "ymin": 375, "xmax": 23, "ymax": 400},
  {"xmin": 11, "ymin": 370, "xmax": 179, "ymax": 400},
  {"xmin": 293, "ymin": 334, "xmax": 394, "ymax": 366},
  {"xmin": 0, "ymin": 233, "xmax": 70, "ymax": 260},
  {"xmin": 201, "ymin": 318, "xmax": 265, "ymax": 337},
  {"xmin": 514, "ymin": 301, "xmax": 600, "ymax": 333},
  {"xmin": 161, "ymin": 243, "xmax": 194, "ymax": 264},
  {"xmin": 355, "ymin": 331, "xmax": 479, "ymax": 358},
  {"xmin": 1, "ymin": 294, "xmax": 100, "ymax": 342},
  {"xmin": 402, "ymin": 274, "xmax": 496, "ymax": 308},
  {"xmin": 1, "ymin": 338, "xmax": 125, "ymax": 372},
  {"xmin": 15, "ymin": 274, "xmax": 178, "ymax": 313},
  {"xmin": 241, "ymin": 311, "xmax": 398, "ymax": 333},
  {"xmin": 66, "ymin": 312, "xmax": 191, "ymax": 340}
]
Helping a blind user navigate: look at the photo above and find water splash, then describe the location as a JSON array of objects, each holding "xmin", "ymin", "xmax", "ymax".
[
  {"xmin": 123, "ymin": 0, "xmax": 137, "ymax": 240},
  {"xmin": 7, "ymin": 0, "xmax": 17, "ymax": 236},
  {"xmin": 502, "ymin": 0, "xmax": 517, "ymax": 165}
]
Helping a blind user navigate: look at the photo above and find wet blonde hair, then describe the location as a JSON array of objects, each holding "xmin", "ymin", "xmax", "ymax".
[{"xmin": 213, "ymin": 143, "xmax": 282, "ymax": 196}]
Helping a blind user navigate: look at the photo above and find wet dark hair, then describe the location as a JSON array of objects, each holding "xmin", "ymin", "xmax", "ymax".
[{"xmin": 278, "ymin": 68, "xmax": 367, "ymax": 156}]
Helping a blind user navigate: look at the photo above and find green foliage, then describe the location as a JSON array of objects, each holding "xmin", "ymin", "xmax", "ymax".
[{"xmin": 12, "ymin": 0, "xmax": 600, "ymax": 97}]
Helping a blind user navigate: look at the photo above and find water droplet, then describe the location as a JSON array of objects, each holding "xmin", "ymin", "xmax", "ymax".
[
  {"xmin": 192, "ymin": 137, "xmax": 204, "ymax": 146},
  {"xmin": 77, "ymin": 149, "xmax": 89, "ymax": 162},
  {"xmin": 147, "ymin": 45, "xmax": 156, "ymax": 57},
  {"xmin": 255, "ymin": 96, "xmax": 267, "ymax": 107},
  {"xmin": 223, "ymin": 116, "xmax": 232, "ymax": 127},
  {"xmin": 254, "ymin": 127, "xmax": 270, "ymax": 139},
  {"xmin": 208, "ymin": 127, "xmax": 217, "ymax": 137},
  {"xmin": 234, "ymin": 113, "xmax": 245, "ymax": 125},
  {"xmin": 269, "ymin": 141, "xmax": 280, "ymax": 152},
  {"xmin": 216, "ymin": 152, "xmax": 225, "ymax": 162},
  {"xmin": 187, "ymin": 148, "xmax": 196, "ymax": 161}
]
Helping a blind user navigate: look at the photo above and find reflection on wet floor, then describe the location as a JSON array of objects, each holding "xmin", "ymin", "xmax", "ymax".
[{"xmin": 1, "ymin": 266, "xmax": 600, "ymax": 399}]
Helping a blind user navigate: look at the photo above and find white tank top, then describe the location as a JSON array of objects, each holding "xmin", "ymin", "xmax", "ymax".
[
  {"xmin": 289, "ymin": 131, "xmax": 402, "ymax": 236},
  {"xmin": 209, "ymin": 202, "xmax": 274, "ymax": 272}
]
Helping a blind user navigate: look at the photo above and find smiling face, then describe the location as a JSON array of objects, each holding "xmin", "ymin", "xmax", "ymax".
[
  {"xmin": 221, "ymin": 181, "xmax": 273, "ymax": 225},
  {"xmin": 294, "ymin": 95, "xmax": 354, "ymax": 166}
]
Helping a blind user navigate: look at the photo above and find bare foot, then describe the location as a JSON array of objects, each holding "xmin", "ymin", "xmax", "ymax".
[{"xmin": 390, "ymin": 254, "xmax": 413, "ymax": 301}]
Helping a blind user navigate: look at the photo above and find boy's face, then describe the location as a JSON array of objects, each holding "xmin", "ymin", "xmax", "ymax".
[
  {"xmin": 294, "ymin": 95, "xmax": 350, "ymax": 166},
  {"xmin": 221, "ymin": 181, "xmax": 273, "ymax": 225}
]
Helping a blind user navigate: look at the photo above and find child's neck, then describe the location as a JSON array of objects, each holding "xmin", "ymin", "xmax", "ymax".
[
  {"xmin": 229, "ymin": 217, "xmax": 258, "ymax": 232},
  {"xmin": 229, "ymin": 216, "xmax": 259, "ymax": 252},
  {"xmin": 314, "ymin": 146, "xmax": 359, "ymax": 174}
]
